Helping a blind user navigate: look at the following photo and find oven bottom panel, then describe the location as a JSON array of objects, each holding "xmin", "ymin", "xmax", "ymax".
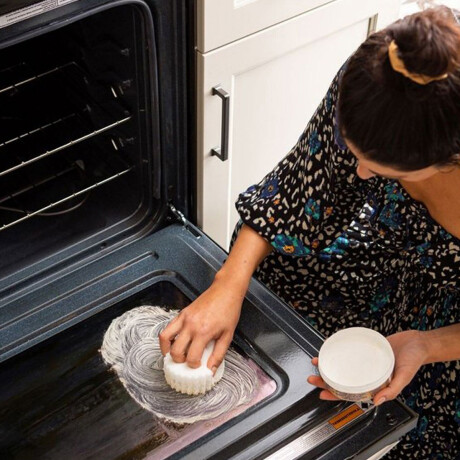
[{"xmin": 0, "ymin": 280, "xmax": 277, "ymax": 460}]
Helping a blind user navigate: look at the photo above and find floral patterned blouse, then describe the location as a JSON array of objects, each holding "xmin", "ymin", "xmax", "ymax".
[{"xmin": 233, "ymin": 66, "xmax": 460, "ymax": 459}]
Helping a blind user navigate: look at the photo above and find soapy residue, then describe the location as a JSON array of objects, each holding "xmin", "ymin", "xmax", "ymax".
[{"xmin": 100, "ymin": 306, "xmax": 258, "ymax": 424}]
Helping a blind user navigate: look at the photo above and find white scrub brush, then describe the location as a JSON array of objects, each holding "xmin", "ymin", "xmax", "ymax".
[{"xmin": 163, "ymin": 340, "xmax": 225, "ymax": 395}]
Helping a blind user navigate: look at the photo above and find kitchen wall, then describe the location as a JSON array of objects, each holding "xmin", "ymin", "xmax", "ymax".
[{"xmin": 400, "ymin": 0, "xmax": 460, "ymax": 17}]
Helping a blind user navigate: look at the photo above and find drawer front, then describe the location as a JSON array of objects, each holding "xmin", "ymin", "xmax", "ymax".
[{"xmin": 196, "ymin": 0, "xmax": 335, "ymax": 52}]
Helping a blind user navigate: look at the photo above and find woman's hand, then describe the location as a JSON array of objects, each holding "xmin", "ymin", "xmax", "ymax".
[
  {"xmin": 159, "ymin": 277, "xmax": 244, "ymax": 374},
  {"xmin": 159, "ymin": 223, "xmax": 272, "ymax": 375},
  {"xmin": 307, "ymin": 330, "xmax": 430, "ymax": 405}
]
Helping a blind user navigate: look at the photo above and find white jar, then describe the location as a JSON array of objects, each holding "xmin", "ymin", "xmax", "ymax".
[{"xmin": 318, "ymin": 327, "xmax": 395, "ymax": 402}]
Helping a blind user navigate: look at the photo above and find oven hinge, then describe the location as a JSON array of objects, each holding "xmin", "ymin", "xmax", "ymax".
[
  {"xmin": 168, "ymin": 202, "xmax": 187, "ymax": 226},
  {"xmin": 167, "ymin": 203, "xmax": 201, "ymax": 238}
]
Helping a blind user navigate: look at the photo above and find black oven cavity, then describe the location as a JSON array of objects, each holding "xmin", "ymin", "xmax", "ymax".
[{"xmin": 0, "ymin": 5, "xmax": 158, "ymax": 281}]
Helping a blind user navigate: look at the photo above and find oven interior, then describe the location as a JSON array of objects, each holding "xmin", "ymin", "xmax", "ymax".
[{"xmin": 0, "ymin": 4, "xmax": 159, "ymax": 282}]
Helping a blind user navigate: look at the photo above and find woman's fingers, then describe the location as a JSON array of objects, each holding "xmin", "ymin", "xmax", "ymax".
[
  {"xmin": 307, "ymin": 375, "xmax": 327, "ymax": 389},
  {"xmin": 307, "ymin": 376, "xmax": 340, "ymax": 400},
  {"xmin": 308, "ymin": 357, "xmax": 325, "ymax": 389},
  {"xmin": 308, "ymin": 358, "xmax": 339, "ymax": 400},
  {"xmin": 319, "ymin": 390, "xmax": 341, "ymax": 401},
  {"xmin": 159, "ymin": 307, "xmax": 232, "ymax": 369},
  {"xmin": 159, "ymin": 315, "xmax": 184, "ymax": 356},
  {"xmin": 373, "ymin": 365, "xmax": 416, "ymax": 406},
  {"xmin": 207, "ymin": 333, "xmax": 233, "ymax": 374},
  {"xmin": 185, "ymin": 336, "xmax": 210, "ymax": 369},
  {"xmin": 169, "ymin": 331, "xmax": 191, "ymax": 363}
]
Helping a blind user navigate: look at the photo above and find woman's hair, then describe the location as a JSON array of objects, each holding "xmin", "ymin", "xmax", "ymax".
[{"xmin": 337, "ymin": 6, "xmax": 460, "ymax": 171}]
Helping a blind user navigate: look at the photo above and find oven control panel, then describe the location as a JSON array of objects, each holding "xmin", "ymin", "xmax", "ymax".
[{"xmin": 0, "ymin": 0, "xmax": 79, "ymax": 29}]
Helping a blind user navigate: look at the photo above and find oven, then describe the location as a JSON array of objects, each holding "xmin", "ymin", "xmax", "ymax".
[{"xmin": 0, "ymin": 1, "xmax": 417, "ymax": 459}]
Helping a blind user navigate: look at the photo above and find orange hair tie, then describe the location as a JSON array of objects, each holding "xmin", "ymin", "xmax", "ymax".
[{"xmin": 388, "ymin": 40, "xmax": 449, "ymax": 85}]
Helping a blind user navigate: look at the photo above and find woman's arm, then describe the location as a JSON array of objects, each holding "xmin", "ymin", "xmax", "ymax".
[
  {"xmin": 214, "ymin": 223, "xmax": 273, "ymax": 301},
  {"xmin": 422, "ymin": 323, "xmax": 460, "ymax": 363},
  {"xmin": 159, "ymin": 223, "xmax": 273, "ymax": 372},
  {"xmin": 369, "ymin": 325, "xmax": 460, "ymax": 405}
]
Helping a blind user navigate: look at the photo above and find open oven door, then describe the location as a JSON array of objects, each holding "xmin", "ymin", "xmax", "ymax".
[{"xmin": 0, "ymin": 214, "xmax": 417, "ymax": 460}]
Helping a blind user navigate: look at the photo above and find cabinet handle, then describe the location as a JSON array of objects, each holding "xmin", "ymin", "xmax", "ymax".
[{"xmin": 211, "ymin": 85, "xmax": 230, "ymax": 162}]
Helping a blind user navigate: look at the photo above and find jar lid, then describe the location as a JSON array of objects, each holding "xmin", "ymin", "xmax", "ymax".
[{"xmin": 318, "ymin": 327, "xmax": 395, "ymax": 394}]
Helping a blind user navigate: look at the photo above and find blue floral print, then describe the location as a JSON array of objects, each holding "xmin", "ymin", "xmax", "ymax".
[
  {"xmin": 305, "ymin": 198, "xmax": 321, "ymax": 220},
  {"xmin": 272, "ymin": 234, "xmax": 311, "ymax": 256},
  {"xmin": 308, "ymin": 130, "xmax": 321, "ymax": 154},
  {"xmin": 260, "ymin": 178, "xmax": 278, "ymax": 198}
]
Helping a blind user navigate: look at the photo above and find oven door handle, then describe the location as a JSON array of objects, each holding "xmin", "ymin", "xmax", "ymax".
[{"xmin": 211, "ymin": 85, "xmax": 230, "ymax": 162}]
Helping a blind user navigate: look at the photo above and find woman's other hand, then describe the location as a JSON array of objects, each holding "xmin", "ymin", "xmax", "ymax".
[
  {"xmin": 372, "ymin": 330, "xmax": 428, "ymax": 405},
  {"xmin": 307, "ymin": 330, "xmax": 429, "ymax": 405}
]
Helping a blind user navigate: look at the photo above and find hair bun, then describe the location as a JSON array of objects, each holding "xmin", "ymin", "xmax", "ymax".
[{"xmin": 390, "ymin": 6, "xmax": 460, "ymax": 79}]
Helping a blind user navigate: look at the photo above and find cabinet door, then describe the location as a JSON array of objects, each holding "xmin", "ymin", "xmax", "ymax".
[
  {"xmin": 197, "ymin": 0, "xmax": 399, "ymax": 250},
  {"xmin": 197, "ymin": 0, "xmax": 332, "ymax": 53},
  {"xmin": 197, "ymin": 0, "xmax": 400, "ymax": 53}
]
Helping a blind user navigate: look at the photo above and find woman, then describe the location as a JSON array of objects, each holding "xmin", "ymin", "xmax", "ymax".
[{"xmin": 160, "ymin": 7, "xmax": 460, "ymax": 458}]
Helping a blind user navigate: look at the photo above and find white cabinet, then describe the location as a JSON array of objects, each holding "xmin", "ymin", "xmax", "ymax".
[
  {"xmin": 197, "ymin": 0, "xmax": 400, "ymax": 250},
  {"xmin": 196, "ymin": 0, "xmax": 333, "ymax": 52}
]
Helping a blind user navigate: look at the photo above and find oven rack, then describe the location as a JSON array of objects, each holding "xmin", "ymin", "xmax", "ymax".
[
  {"xmin": 0, "ymin": 61, "xmax": 27, "ymax": 86},
  {"xmin": 0, "ymin": 60, "xmax": 132, "ymax": 179},
  {"xmin": 0, "ymin": 135, "xmax": 135, "ymax": 232},
  {"xmin": 0, "ymin": 62, "xmax": 95, "ymax": 138},
  {"xmin": 0, "ymin": 113, "xmax": 131, "ymax": 178},
  {"xmin": 0, "ymin": 62, "xmax": 76, "ymax": 96},
  {"xmin": 0, "ymin": 165, "xmax": 134, "ymax": 232}
]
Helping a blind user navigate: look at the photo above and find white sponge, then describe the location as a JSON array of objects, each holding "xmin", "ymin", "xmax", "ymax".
[{"xmin": 163, "ymin": 340, "xmax": 225, "ymax": 395}]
